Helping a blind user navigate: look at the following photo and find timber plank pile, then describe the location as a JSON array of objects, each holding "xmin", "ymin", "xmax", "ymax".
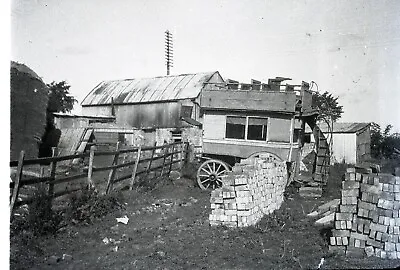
[
  {"xmin": 209, "ymin": 154, "xmax": 287, "ymax": 227},
  {"xmin": 329, "ymin": 167, "xmax": 400, "ymax": 259}
]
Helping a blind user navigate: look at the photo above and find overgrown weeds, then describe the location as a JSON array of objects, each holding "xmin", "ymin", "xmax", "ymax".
[
  {"xmin": 66, "ymin": 188, "xmax": 125, "ymax": 224},
  {"xmin": 11, "ymin": 184, "xmax": 63, "ymax": 236}
]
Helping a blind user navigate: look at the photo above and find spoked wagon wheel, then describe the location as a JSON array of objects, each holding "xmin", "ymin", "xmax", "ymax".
[{"xmin": 196, "ymin": 159, "xmax": 229, "ymax": 190}]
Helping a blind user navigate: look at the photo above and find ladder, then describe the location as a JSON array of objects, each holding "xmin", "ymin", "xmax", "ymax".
[
  {"xmin": 305, "ymin": 117, "xmax": 331, "ymax": 185},
  {"xmin": 313, "ymin": 124, "xmax": 331, "ymax": 185}
]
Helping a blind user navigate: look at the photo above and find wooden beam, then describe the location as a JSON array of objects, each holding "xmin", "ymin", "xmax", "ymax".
[
  {"xmin": 201, "ymin": 90, "xmax": 296, "ymax": 113},
  {"xmin": 129, "ymin": 146, "xmax": 141, "ymax": 190},
  {"xmin": 10, "ymin": 151, "xmax": 25, "ymax": 218}
]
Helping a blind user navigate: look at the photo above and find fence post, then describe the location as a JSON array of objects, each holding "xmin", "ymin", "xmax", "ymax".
[
  {"xmin": 160, "ymin": 144, "xmax": 168, "ymax": 177},
  {"xmin": 146, "ymin": 142, "xmax": 157, "ymax": 178},
  {"xmin": 106, "ymin": 142, "xmax": 120, "ymax": 194},
  {"xmin": 87, "ymin": 145, "xmax": 95, "ymax": 189},
  {"xmin": 10, "ymin": 150, "xmax": 25, "ymax": 218},
  {"xmin": 168, "ymin": 143, "xmax": 174, "ymax": 175},
  {"xmin": 129, "ymin": 146, "xmax": 141, "ymax": 191},
  {"xmin": 48, "ymin": 147, "xmax": 57, "ymax": 199},
  {"xmin": 180, "ymin": 142, "xmax": 184, "ymax": 170}
]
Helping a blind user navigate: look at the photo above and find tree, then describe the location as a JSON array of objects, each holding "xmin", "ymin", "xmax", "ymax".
[
  {"xmin": 371, "ymin": 123, "xmax": 400, "ymax": 159},
  {"xmin": 312, "ymin": 91, "xmax": 344, "ymax": 123},
  {"xmin": 38, "ymin": 81, "xmax": 77, "ymax": 159},
  {"xmin": 46, "ymin": 81, "xmax": 77, "ymax": 113}
]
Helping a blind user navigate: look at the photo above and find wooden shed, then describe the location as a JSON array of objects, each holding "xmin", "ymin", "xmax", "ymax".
[
  {"xmin": 81, "ymin": 72, "xmax": 225, "ymax": 129},
  {"xmin": 306, "ymin": 122, "xmax": 371, "ymax": 164},
  {"xmin": 10, "ymin": 61, "xmax": 49, "ymax": 160}
]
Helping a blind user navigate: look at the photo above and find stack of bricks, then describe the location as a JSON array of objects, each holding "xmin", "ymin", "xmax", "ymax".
[
  {"xmin": 209, "ymin": 154, "xmax": 287, "ymax": 228},
  {"xmin": 329, "ymin": 167, "xmax": 400, "ymax": 259}
]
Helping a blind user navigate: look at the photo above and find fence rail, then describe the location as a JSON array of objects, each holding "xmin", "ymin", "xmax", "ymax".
[{"xmin": 9, "ymin": 141, "xmax": 190, "ymax": 217}]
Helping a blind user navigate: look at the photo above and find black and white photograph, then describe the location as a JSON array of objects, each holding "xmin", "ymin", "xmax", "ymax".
[{"xmin": 7, "ymin": 0, "xmax": 400, "ymax": 269}]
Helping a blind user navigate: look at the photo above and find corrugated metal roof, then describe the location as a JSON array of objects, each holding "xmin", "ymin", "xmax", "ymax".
[
  {"xmin": 81, "ymin": 71, "xmax": 221, "ymax": 106},
  {"xmin": 305, "ymin": 122, "xmax": 371, "ymax": 133}
]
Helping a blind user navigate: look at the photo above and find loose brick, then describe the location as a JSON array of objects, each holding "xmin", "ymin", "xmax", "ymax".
[
  {"xmin": 336, "ymin": 213, "xmax": 353, "ymax": 221},
  {"xmin": 359, "ymin": 201, "xmax": 376, "ymax": 211},
  {"xmin": 342, "ymin": 181, "xmax": 360, "ymax": 190},
  {"xmin": 367, "ymin": 239, "xmax": 384, "ymax": 249},
  {"xmin": 385, "ymin": 242, "xmax": 396, "ymax": 252},
  {"xmin": 342, "ymin": 189, "xmax": 359, "ymax": 197},
  {"xmin": 365, "ymin": 246, "xmax": 375, "ymax": 257},
  {"xmin": 350, "ymin": 231, "xmax": 368, "ymax": 241},
  {"xmin": 360, "ymin": 183, "xmax": 381, "ymax": 194},
  {"xmin": 333, "ymin": 230, "xmax": 350, "ymax": 237},
  {"xmin": 340, "ymin": 205, "xmax": 357, "ymax": 213}
]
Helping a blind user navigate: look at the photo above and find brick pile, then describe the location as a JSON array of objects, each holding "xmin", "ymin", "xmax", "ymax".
[
  {"xmin": 209, "ymin": 154, "xmax": 287, "ymax": 227},
  {"xmin": 329, "ymin": 167, "xmax": 400, "ymax": 259}
]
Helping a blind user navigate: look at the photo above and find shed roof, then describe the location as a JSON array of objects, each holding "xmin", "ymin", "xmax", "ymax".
[
  {"xmin": 305, "ymin": 122, "xmax": 371, "ymax": 133},
  {"xmin": 81, "ymin": 71, "xmax": 222, "ymax": 106}
]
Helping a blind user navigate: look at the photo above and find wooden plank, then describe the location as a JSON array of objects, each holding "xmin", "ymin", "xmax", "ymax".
[
  {"xmin": 200, "ymin": 90, "xmax": 296, "ymax": 113},
  {"xmin": 87, "ymin": 146, "xmax": 95, "ymax": 189},
  {"xmin": 180, "ymin": 143, "xmax": 184, "ymax": 170},
  {"xmin": 52, "ymin": 173, "xmax": 87, "ymax": 185},
  {"xmin": 17, "ymin": 176, "xmax": 53, "ymax": 186},
  {"xmin": 169, "ymin": 144, "xmax": 174, "ymax": 175},
  {"xmin": 129, "ymin": 146, "xmax": 142, "ymax": 190},
  {"xmin": 92, "ymin": 160, "xmax": 136, "ymax": 172},
  {"xmin": 10, "ymin": 151, "xmax": 25, "ymax": 217},
  {"xmin": 160, "ymin": 145, "xmax": 168, "ymax": 177},
  {"xmin": 106, "ymin": 142, "xmax": 120, "ymax": 194},
  {"xmin": 146, "ymin": 142, "xmax": 157, "ymax": 177},
  {"xmin": 48, "ymin": 148, "xmax": 57, "ymax": 198},
  {"xmin": 10, "ymin": 152, "xmax": 88, "ymax": 167}
]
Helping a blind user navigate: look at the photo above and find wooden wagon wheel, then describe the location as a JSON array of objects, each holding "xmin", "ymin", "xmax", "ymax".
[{"xmin": 196, "ymin": 159, "xmax": 229, "ymax": 190}]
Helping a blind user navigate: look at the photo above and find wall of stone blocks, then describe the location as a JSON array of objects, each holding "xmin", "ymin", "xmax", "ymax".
[
  {"xmin": 209, "ymin": 154, "xmax": 288, "ymax": 228},
  {"xmin": 329, "ymin": 167, "xmax": 400, "ymax": 259}
]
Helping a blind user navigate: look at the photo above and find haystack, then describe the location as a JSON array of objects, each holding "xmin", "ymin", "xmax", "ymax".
[{"xmin": 10, "ymin": 61, "xmax": 49, "ymax": 160}]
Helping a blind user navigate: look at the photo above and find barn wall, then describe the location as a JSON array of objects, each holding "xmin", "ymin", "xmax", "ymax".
[
  {"xmin": 83, "ymin": 101, "xmax": 185, "ymax": 129},
  {"xmin": 356, "ymin": 127, "xmax": 371, "ymax": 163},
  {"xmin": 331, "ymin": 133, "xmax": 357, "ymax": 164},
  {"xmin": 10, "ymin": 68, "xmax": 48, "ymax": 160},
  {"xmin": 82, "ymin": 106, "xmax": 112, "ymax": 117}
]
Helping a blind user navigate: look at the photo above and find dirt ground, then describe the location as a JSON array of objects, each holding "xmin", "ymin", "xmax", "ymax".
[{"xmin": 10, "ymin": 163, "xmax": 400, "ymax": 270}]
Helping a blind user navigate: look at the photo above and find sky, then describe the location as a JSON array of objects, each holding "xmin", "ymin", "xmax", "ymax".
[{"xmin": 9, "ymin": 0, "xmax": 400, "ymax": 132}]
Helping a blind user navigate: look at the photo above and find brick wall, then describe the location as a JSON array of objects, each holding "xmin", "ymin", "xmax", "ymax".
[
  {"xmin": 329, "ymin": 167, "xmax": 400, "ymax": 259},
  {"xmin": 209, "ymin": 154, "xmax": 288, "ymax": 227}
]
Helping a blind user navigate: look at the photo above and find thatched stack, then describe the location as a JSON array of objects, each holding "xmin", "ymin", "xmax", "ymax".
[{"xmin": 10, "ymin": 61, "xmax": 49, "ymax": 160}]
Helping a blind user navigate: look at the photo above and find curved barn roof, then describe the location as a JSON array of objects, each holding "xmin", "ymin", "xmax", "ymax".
[{"xmin": 81, "ymin": 71, "xmax": 222, "ymax": 106}]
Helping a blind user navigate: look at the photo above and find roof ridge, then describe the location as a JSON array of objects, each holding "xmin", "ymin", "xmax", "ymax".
[{"xmin": 101, "ymin": 71, "xmax": 219, "ymax": 83}]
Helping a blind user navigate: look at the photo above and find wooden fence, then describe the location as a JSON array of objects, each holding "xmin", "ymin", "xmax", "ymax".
[{"xmin": 9, "ymin": 141, "xmax": 189, "ymax": 216}]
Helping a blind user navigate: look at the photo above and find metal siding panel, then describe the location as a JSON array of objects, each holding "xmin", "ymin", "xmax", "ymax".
[{"xmin": 113, "ymin": 103, "xmax": 180, "ymax": 129}]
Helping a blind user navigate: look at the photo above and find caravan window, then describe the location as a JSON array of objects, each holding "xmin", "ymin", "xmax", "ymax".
[
  {"xmin": 225, "ymin": 116, "xmax": 246, "ymax": 139},
  {"xmin": 247, "ymin": 117, "xmax": 268, "ymax": 141}
]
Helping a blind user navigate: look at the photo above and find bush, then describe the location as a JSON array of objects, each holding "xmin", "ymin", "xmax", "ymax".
[
  {"xmin": 24, "ymin": 185, "xmax": 62, "ymax": 236},
  {"xmin": 66, "ymin": 188, "xmax": 125, "ymax": 224}
]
